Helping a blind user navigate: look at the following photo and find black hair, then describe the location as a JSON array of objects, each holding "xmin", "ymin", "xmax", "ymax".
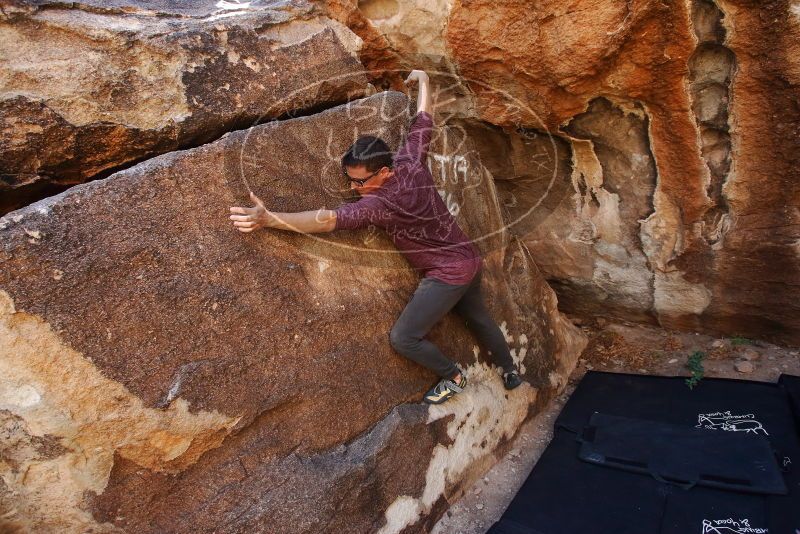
[{"xmin": 341, "ymin": 136, "xmax": 394, "ymax": 172}]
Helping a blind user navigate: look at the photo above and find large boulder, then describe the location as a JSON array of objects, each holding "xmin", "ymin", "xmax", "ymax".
[
  {"xmin": 322, "ymin": 0, "xmax": 800, "ymax": 345},
  {"xmin": 0, "ymin": 91, "xmax": 585, "ymax": 533},
  {"xmin": 0, "ymin": 0, "xmax": 367, "ymax": 214}
]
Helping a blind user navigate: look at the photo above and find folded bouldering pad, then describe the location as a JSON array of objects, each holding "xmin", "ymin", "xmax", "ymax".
[
  {"xmin": 578, "ymin": 412, "xmax": 787, "ymax": 494},
  {"xmin": 486, "ymin": 371, "xmax": 800, "ymax": 534}
]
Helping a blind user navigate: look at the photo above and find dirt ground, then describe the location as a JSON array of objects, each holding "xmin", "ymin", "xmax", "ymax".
[{"xmin": 430, "ymin": 320, "xmax": 800, "ymax": 534}]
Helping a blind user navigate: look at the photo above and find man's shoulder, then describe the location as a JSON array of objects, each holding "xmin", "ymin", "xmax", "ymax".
[
  {"xmin": 391, "ymin": 158, "xmax": 432, "ymax": 178},
  {"xmin": 381, "ymin": 166, "xmax": 433, "ymax": 201}
]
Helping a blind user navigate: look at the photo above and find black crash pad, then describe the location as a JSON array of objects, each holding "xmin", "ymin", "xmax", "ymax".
[
  {"xmin": 487, "ymin": 429, "xmax": 668, "ymax": 534},
  {"xmin": 578, "ymin": 412, "xmax": 787, "ymax": 495},
  {"xmin": 555, "ymin": 372, "xmax": 800, "ymax": 465},
  {"xmin": 486, "ymin": 372, "xmax": 800, "ymax": 534},
  {"xmin": 779, "ymin": 374, "xmax": 800, "ymax": 433}
]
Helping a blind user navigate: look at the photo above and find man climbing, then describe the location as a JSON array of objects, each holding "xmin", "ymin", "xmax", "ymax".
[{"xmin": 229, "ymin": 69, "xmax": 523, "ymax": 404}]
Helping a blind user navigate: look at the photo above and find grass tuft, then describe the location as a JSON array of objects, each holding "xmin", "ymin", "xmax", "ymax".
[
  {"xmin": 685, "ymin": 351, "xmax": 706, "ymax": 389},
  {"xmin": 730, "ymin": 336, "xmax": 752, "ymax": 346}
]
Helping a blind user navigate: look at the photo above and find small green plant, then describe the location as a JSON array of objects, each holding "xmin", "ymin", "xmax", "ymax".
[
  {"xmin": 730, "ymin": 336, "xmax": 752, "ymax": 346},
  {"xmin": 685, "ymin": 351, "xmax": 706, "ymax": 389}
]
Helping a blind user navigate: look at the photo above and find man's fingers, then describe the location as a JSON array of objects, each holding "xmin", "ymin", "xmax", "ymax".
[
  {"xmin": 231, "ymin": 194, "xmax": 265, "ymax": 232},
  {"xmin": 230, "ymin": 206, "xmax": 260, "ymax": 217}
]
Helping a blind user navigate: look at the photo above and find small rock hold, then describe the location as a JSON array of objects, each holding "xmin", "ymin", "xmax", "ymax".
[
  {"xmin": 476, "ymin": 503, "xmax": 484, "ymax": 510},
  {"xmin": 711, "ymin": 339, "xmax": 725, "ymax": 349},
  {"xmin": 735, "ymin": 360, "xmax": 755, "ymax": 374},
  {"xmin": 668, "ymin": 358, "xmax": 678, "ymax": 364},
  {"xmin": 52, "ymin": 269, "xmax": 63, "ymax": 280},
  {"xmin": 740, "ymin": 348, "xmax": 761, "ymax": 361}
]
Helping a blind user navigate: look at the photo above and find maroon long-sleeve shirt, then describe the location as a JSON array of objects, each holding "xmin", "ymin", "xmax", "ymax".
[{"xmin": 334, "ymin": 111, "xmax": 482, "ymax": 285}]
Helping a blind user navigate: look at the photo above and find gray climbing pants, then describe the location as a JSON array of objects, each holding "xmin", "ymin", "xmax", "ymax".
[{"xmin": 389, "ymin": 269, "xmax": 516, "ymax": 380}]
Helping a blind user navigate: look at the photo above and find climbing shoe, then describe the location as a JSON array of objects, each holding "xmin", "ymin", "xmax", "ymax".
[
  {"xmin": 423, "ymin": 371, "xmax": 467, "ymax": 404},
  {"xmin": 503, "ymin": 370, "xmax": 523, "ymax": 390}
]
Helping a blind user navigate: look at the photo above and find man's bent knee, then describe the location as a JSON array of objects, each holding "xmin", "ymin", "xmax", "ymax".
[{"xmin": 389, "ymin": 324, "xmax": 411, "ymax": 352}]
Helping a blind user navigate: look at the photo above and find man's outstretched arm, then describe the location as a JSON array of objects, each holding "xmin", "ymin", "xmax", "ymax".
[
  {"xmin": 229, "ymin": 192, "xmax": 336, "ymax": 234},
  {"xmin": 405, "ymin": 69, "xmax": 431, "ymax": 114},
  {"xmin": 394, "ymin": 69, "xmax": 434, "ymax": 165}
]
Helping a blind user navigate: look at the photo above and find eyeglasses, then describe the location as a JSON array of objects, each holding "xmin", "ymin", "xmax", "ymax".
[{"xmin": 343, "ymin": 167, "xmax": 382, "ymax": 187}]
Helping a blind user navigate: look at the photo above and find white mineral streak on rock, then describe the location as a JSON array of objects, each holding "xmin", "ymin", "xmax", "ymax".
[
  {"xmin": 380, "ymin": 495, "xmax": 423, "ymax": 534},
  {"xmin": 206, "ymin": 1, "xmax": 254, "ymax": 22},
  {"xmin": 548, "ymin": 371, "xmax": 563, "ymax": 388},
  {"xmin": 325, "ymin": 18, "xmax": 365, "ymax": 58},
  {"xmin": 499, "ymin": 321, "xmax": 513, "ymax": 343},
  {"xmin": 0, "ymin": 290, "xmax": 240, "ymax": 533},
  {"xmin": 0, "ymin": 16, "xmax": 192, "ymax": 130},
  {"xmin": 267, "ymin": 19, "xmax": 363, "ymax": 59},
  {"xmin": 640, "ymin": 192, "xmax": 683, "ymax": 273},
  {"xmin": 359, "ymin": 0, "xmax": 453, "ymax": 58},
  {"xmin": 654, "ymin": 270, "xmax": 712, "ymax": 317},
  {"xmin": 568, "ymin": 139, "xmax": 622, "ymax": 245},
  {"xmin": 507, "ymin": 326, "xmax": 529, "ymax": 374},
  {"xmin": 0, "ymin": 383, "xmax": 41, "ymax": 408},
  {"xmin": 378, "ymin": 361, "xmax": 537, "ymax": 534}
]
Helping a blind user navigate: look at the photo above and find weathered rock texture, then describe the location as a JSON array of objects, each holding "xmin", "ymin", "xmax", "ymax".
[
  {"xmin": 322, "ymin": 0, "xmax": 800, "ymax": 345},
  {"xmin": 0, "ymin": 92, "xmax": 585, "ymax": 533},
  {"xmin": 2, "ymin": 0, "xmax": 798, "ymax": 525},
  {"xmin": 0, "ymin": 0, "xmax": 367, "ymax": 214},
  {"xmin": 5, "ymin": 0, "xmax": 796, "ymax": 341}
]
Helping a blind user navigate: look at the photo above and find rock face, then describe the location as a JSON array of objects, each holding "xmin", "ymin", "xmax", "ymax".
[
  {"xmin": 0, "ymin": 92, "xmax": 585, "ymax": 533},
  {"xmin": 324, "ymin": 0, "xmax": 800, "ymax": 345},
  {"xmin": 0, "ymin": 0, "xmax": 367, "ymax": 214},
  {"xmin": 2, "ymin": 0, "xmax": 798, "ymax": 527},
  {"xmin": 4, "ymin": 0, "xmax": 797, "ymax": 343}
]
